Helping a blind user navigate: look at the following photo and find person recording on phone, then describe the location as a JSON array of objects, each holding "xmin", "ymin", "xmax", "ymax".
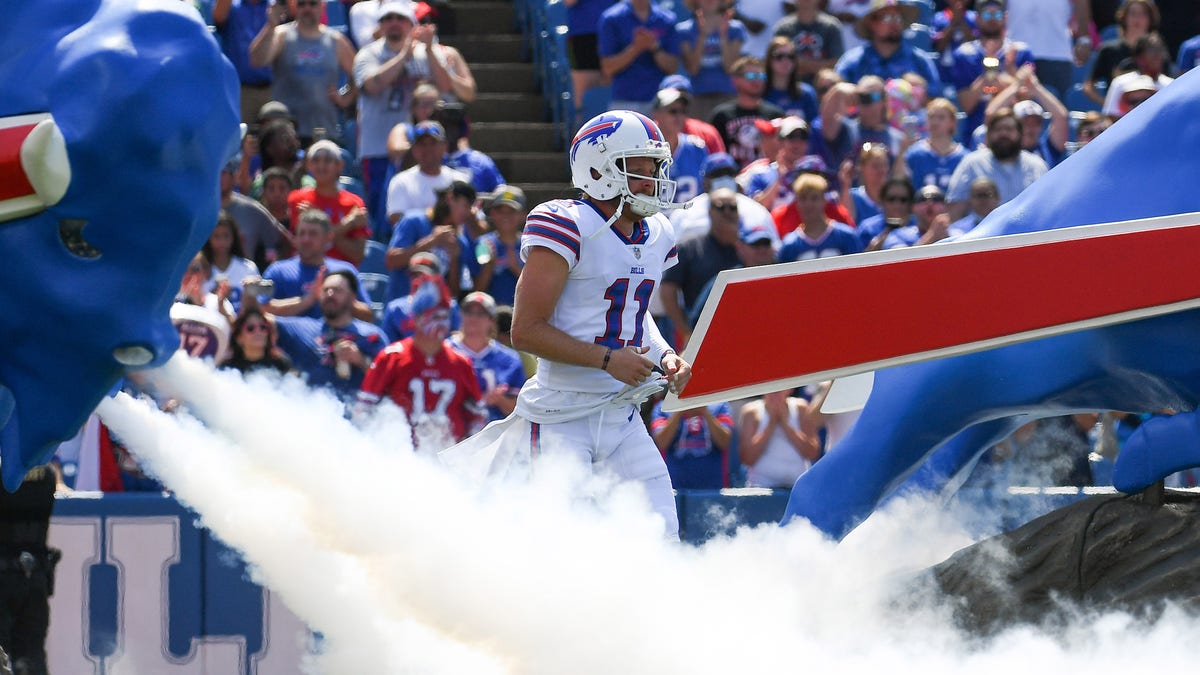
[
  {"xmin": 950, "ymin": 0, "xmax": 1035, "ymax": 142},
  {"xmin": 857, "ymin": 176, "xmax": 916, "ymax": 251}
]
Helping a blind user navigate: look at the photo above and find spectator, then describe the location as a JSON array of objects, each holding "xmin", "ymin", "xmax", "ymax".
[
  {"xmin": 567, "ymin": 0, "xmax": 620, "ymax": 126},
  {"xmin": 951, "ymin": 0, "xmax": 1036, "ymax": 138},
  {"xmin": 660, "ymin": 184, "xmax": 743, "ymax": 347},
  {"xmin": 651, "ymin": 88, "xmax": 711, "ymax": 205},
  {"xmin": 360, "ymin": 274, "xmax": 485, "ymax": 448},
  {"xmin": 258, "ymin": 167, "xmax": 296, "ymax": 254},
  {"xmin": 260, "ymin": 209, "xmax": 374, "ymax": 321},
  {"xmin": 686, "ymin": 223, "xmax": 779, "ymax": 327},
  {"xmin": 438, "ymin": 101, "xmax": 506, "ymax": 196},
  {"xmin": 843, "ymin": 141, "xmax": 892, "ymax": 226},
  {"xmin": 763, "ymin": 37, "xmax": 821, "ymax": 123},
  {"xmin": 405, "ymin": 8, "xmax": 477, "ymax": 105},
  {"xmin": 834, "ymin": 0, "xmax": 942, "ymax": 94},
  {"xmin": 676, "ymin": 0, "xmax": 747, "ymax": 120},
  {"xmin": 249, "ymin": 0, "xmax": 357, "ymax": 146},
  {"xmin": 597, "ymin": 0, "xmax": 681, "ymax": 113},
  {"xmin": 651, "ymin": 401, "xmax": 735, "ymax": 489},
  {"xmin": 213, "ymin": 0, "xmax": 274, "ymax": 125},
  {"xmin": 931, "ymin": 0, "xmax": 980, "ymax": 90},
  {"xmin": 948, "ymin": 176, "xmax": 1000, "ymax": 236},
  {"xmin": 221, "ymin": 158, "xmax": 287, "ymax": 270},
  {"xmin": 380, "ymin": 251, "xmax": 464, "ymax": 343},
  {"xmin": 273, "ymin": 269, "xmax": 387, "ymax": 400},
  {"xmin": 770, "ymin": 161, "xmax": 855, "ymax": 240},
  {"xmin": 202, "ymin": 210, "xmax": 261, "ymax": 312},
  {"xmin": 1003, "ymin": 0, "xmax": 1093, "ymax": 101},
  {"xmin": 1177, "ymin": 31, "xmax": 1200, "ymax": 74},
  {"xmin": 172, "ymin": 253, "xmax": 236, "ymax": 362},
  {"xmin": 660, "ymin": 74, "xmax": 728, "ymax": 154},
  {"xmin": 1084, "ymin": 0, "xmax": 1160, "ymax": 106},
  {"xmin": 778, "ymin": 173, "xmax": 862, "ymax": 261},
  {"xmin": 741, "ymin": 117, "xmax": 827, "ymax": 212},
  {"xmin": 737, "ymin": 389, "xmax": 822, "ymax": 488},
  {"xmin": 985, "ymin": 69, "xmax": 1070, "ymax": 167},
  {"xmin": 386, "ymin": 180, "xmax": 477, "ymax": 301},
  {"xmin": 900, "ymin": 97, "xmax": 967, "ymax": 193},
  {"xmin": 858, "ymin": 176, "xmax": 917, "ymax": 250},
  {"xmin": 709, "ymin": 56, "xmax": 786, "ymax": 167},
  {"xmin": 385, "ymin": 120, "xmax": 470, "ymax": 229},
  {"xmin": 1102, "ymin": 33, "xmax": 1173, "ymax": 118},
  {"xmin": 449, "ymin": 291, "xmax": 527, "ymax": 423},
  {"xmin": 287, "ymin": 139, "xmax": 370, "ymax": 266},
  {"xmin": 221, "ymin": 306, "xmax": 294, "ymax": 375},
  {"xmin": 354, "ymin": 2, "xmax": 433, "ymax": 242},
  {"xmin": 883, "ymin": 184, "xmax": 951, "ymax": 248},
  {"xmin": 946, "ymin": 108, "xmax": 1048, "ymax": 221},
  {"xmin": 349, "ymin": 0, "xmax": 387, "ymax": 47},
  {"xmin": 249, "ymin": 115, "xmax": 312, "ymax": 200},
  {"xmin": 473, "ymin": 185, "xmax": 527, "ymax": 306},
  {"xmin": 815, "ymin": 76, "xmax": 903, "ymax": 172},
  {"xmin": 1066, "ymin": 110, "xmax": 1109, "ymax": 156},
  {"xmin": 0, "ymin": 465, "xmax": 57, "ymax": 675},
  {"xmin": 670, "ymin": 152, "xmax": 780, "ymax": 244},
  {"xmin": 770, "ymin": 0, "xmax": 844, "ymax": 84}
]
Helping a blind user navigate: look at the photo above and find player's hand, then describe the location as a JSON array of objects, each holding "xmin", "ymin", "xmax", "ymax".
[
  {"xmin": 661, "ymin": 351, "xmax": 691, "ymax": 395},
  {"xmin": 604, "ymin": 345, "xmax": 655, "ymax": 386}
]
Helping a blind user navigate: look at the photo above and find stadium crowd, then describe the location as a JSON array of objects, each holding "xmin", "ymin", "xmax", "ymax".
[{"xmin": 52, "ymin": 0, "xmax": 1200, "ymax": 495}]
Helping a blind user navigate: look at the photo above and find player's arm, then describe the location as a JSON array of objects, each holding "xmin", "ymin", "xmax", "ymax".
[{"xmin": 511, "ymin": 247, "xmax": 653, "ymax": 387}]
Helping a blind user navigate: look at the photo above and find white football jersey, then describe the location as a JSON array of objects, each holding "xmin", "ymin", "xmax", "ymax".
[{"xmin": 520, "ymin": 199, "xmax": 678, "ymax": 394}]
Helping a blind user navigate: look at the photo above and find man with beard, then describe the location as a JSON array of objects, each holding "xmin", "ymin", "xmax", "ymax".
[
  {"xmin": 945, "ymin": 108, "xmax": 1047, "ymax": 222},
  {"xmin": 833, "ymin": 0, "xmax": 941, "ymax": 95},
  {"xmin": 950, "ymin": 0, "xmax": 1035, "ymax": 139},
  {"xmin": 271, "ymin": 269, "xmax": 387, "ymax": 400}
]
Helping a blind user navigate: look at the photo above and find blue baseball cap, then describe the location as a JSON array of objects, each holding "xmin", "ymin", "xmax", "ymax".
[
  {"xmin": 701, "ymin": 152, "xmax": 738, "ymax": 177},
  {"xmin": 410, "ymin": 120, "xmax": 446, "ymax": 142},
  {"xmin": 738, "ymin": 225, "xmax": 773, "ymax": 245},
  {"xmin": 658, "ymin": 74, "xmax": 693, "ymax": 94}
]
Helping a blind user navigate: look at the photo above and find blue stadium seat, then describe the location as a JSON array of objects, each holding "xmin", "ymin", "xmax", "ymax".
[
  {"xmin": 338, "ymin": 175, "xmax": 365, "ymax": 200},
  {"xmin": 581, "ymin": 84, "xmax": 613, "ymax": 122},
  {"xmin": 324, "ymin": 0, "xmax": 350, "ymax": 38},
  {"xmin": 1065, "ymin": 82, "xmax": 1101, "ymax": 113},
  {"xmin": 904, "ymin": 24, "xmax": 933, "ymax": 52},
  {"xmin": 358, "ymin": 272, "xmax": 390, "ymax": 321},
  {"xmin": 360, "ymin": 240, "xmax": 388, "ymax": 276},
  {"xmin": 903, "ymin": 0, "xmax": 935, "ymax": 27}
]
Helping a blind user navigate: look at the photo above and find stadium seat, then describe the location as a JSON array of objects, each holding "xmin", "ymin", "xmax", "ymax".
[
  {"xmin": 581, "ymin": 84, "xmax": 613, "ymax": 122},
  {"xmin": 338, "ymin": 175, "xmax": 365, "ymax": 201},
  {"xmin": 360, "ymin": 240, "xmax": 388, "ymax": 276},
  {"xmin": 358, "ymin": 272, "xmax": 390, "ymax": 321}
]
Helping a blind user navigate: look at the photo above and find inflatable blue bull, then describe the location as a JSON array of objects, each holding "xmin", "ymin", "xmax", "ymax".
[
  {"xmin": 0, "ymin": 1, "xmax": 240, "ymax": 490},
  {"xmin": 783, "ymin": 69, "xmax": 1200, "ymax": 540}
]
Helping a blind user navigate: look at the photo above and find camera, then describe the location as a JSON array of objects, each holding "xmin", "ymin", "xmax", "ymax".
[
  {"xmin": 982, "ymin": 56, "xmax": 1000, "ymax": 78},
  {"xmin": 244, "ymin": 278, "xmax": 275, "ymax": 298}
]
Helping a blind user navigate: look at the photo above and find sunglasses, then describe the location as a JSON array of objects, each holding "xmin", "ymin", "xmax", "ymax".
[
  {"xmin": 915, "ymin": 194, "xmax": 945, "ymax": 204},
  {"xmin": 740, "ymin": 72, "xmax": 767, "ymax": 82},
  {"xmin": 969, "ymin": 191, "xmax": 997, "ymax": 199},
  {"xmin": 243, "ymin": 323, "xmax": 269, "ymax": 334},
  {"xmin": 295, "ymin": 0, "xmax": 320, "ymax": 7},
  {"xmin": 380, "ymin": 13, "xmax": 409, "ymax": 21},
  {"xmin": 979, "ymin": 9, "xmax": 1004, "ymax": 20},
  {"xmin": 858, "ymin": 91, "xmax": 884, "ymax": 105},
  {"xmin": 873, "ymin": 12, "xmax": 903, "ymax": 24},
  {"xmin": 663, "ymin": 107, "xmax": 687, "ymax": 116},
  {"xmin": 772, "ymin": 52, "xmax": 796, "ymax": 60},
  {"xmin": 883, "ymin": 195, "xmax": 910, "ymax": 203},
  {"xmin": 710, "ymin": 202, "xmax": 738, "ymax": 213}
]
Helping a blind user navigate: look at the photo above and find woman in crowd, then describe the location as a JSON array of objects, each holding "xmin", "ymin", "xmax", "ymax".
[
  {"xmin": 842, "ymin": 142, "xmax": 891, "ymax": 226},
  {"xmin": 221, "ymin": 307, "xmax": 293, "ymax": 375},
  {"xmin": 1084, "ymin": 0, "xmax": 1160, "ymax": 106},
  {"xmin": 763, "ymin": 36, "xmax": 820, "ymax": 123},
  {"xmin": 202, "ymin": 211, "xmax": 260, "ymax": 311}
]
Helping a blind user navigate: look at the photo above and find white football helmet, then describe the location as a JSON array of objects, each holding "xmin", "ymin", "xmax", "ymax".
[{"xmin": 569, "ymin": 110, "xmax": 677, "ymax": 218}]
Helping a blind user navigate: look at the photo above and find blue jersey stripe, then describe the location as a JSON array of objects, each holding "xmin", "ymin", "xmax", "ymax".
[{"xmin": 524, "ymin": 224, "xmax": 582, "ymax": 258}]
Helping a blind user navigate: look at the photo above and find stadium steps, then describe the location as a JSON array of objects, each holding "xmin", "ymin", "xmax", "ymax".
[{"xmin": 445, "ymin": 0, "xmax": 574, "ymax": 201}]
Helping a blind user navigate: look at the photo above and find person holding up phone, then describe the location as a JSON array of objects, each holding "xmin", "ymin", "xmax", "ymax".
[{"xmin": 950, "ymin": 0, "xmax": 1035, "ymax": 143}]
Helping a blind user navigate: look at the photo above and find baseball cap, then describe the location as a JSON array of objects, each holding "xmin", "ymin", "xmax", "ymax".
[
  {"xmin": 754, "ymin": 117, "xmax": 782, "ymax": 135},
  {"xmin": 654, "ymin": 87, "xmax": 691, "ymax": 109},
  {"xmin": 1122, "ymin": 74, "xmax": 1159, "ymax": 95},
  {"xmin": 257, "ymin": 100, "xmax": 292, "ymax": 124},
  {"xmin": 409, "ymin": 251, "xmax": 442, "ymax": 277},
  {"xmin": 378, "ymin": 0, "xmax": 416, "ymax": 22},
  {"xmin": 306, "ymin": 139, "xmax": 343, "ymax": 161},
  {"xmin": 658, "ymin": 74, "xmax": 694, "ymax": 94},
  {"xmin": 462, "ymin": 291, "xmax": 497, "ymax": 318},
  {"xmin": 794, "ymin": 155, "xmax": 828, "ymax": 176},
  {"xmin": 914, "ymin": 184, "xmax": 945, "ymax": 203},
  {"xmin": 487, "ymin": 184, "xmax": 527, "ymax": 211},
  {"xmin": 778, "ymin": 116, "xmax": 810, "ymax": 139},
  {"xmin": 739, "ymin": 225, "xmax": 773, "ymax": 245},
  {"xmin": 701, "ymin": 152, "xmax": 738, "ymax": 177},
  {"xmin": 1012, "ymin": 100, "xmax": 1045, "ymax": 120},
  {"xmin": 410, "ymin": 120, "xmax": 447, "ymax": 142}
]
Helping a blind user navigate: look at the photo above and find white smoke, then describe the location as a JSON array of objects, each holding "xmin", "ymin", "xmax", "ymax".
[{"xmin": 95, "ymin": 355, "xmax": 1200, "ymax": 674}]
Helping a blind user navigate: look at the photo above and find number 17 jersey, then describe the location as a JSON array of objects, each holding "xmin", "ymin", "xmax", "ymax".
[{"xmin": 520, "ymin": 199, "xmax": 678, "ymax": 394}]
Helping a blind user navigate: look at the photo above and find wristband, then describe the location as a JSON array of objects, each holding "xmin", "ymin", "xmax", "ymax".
[{"xmin": 601, "ymin": 347, "xmax": 612, "ymax": 371}]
